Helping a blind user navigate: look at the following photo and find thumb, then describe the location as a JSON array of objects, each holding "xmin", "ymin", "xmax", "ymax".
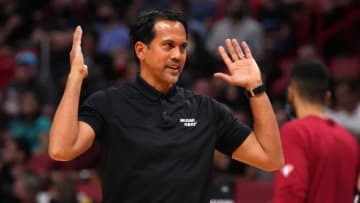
[{"xmin": 214, "ymin": 73, "xmax": 232, "ymax": 84}]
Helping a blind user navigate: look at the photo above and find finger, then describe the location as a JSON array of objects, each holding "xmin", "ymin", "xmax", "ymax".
[
  {"xmin": 214, "ymin": 73, "xmax": 232, "ymax": 84},
  {"xmin": 242, "ymin": 41, "xmax": 253, "ymax": 59},
  {"xmin": 218, "ymin": 46, "xmax": 232, "ymax": 66},
  {"xmin": 232, "ymin": 39, "xmax": 245, "ymax": 59},
  {"xmin": 72, "ymin": 25, "xmax": 83, "ymax": 50},
  {"xmin": 225, "ymin": 38, "xmax": 238, "ymax": 61}
]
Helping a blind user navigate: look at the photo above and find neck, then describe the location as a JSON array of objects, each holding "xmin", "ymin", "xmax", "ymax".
[
  {"xmin": 294, "ymin": 99, "xmax": 327, "ymax": 119},
  {"xmin": 139, "ymin": 71, "xmax": 172, "ymax": 93}
]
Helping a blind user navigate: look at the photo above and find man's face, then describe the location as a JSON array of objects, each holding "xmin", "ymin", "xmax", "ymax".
[{"xmin": 139, "ymin": 20, "xmax": 187, "ymax": 90}]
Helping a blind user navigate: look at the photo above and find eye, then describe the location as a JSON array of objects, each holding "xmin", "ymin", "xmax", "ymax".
[
  {"xmin": 181, "ymin": 43, "xmax": 187, "ymax": 50},
  {"xmin": 164, "ymin": 42, "xmax": 174, "ymax": 49}
]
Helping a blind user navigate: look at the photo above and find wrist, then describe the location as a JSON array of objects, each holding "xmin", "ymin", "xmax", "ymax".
[
  {"xmin": 245, "ymin": 79, "xmax": 263, "ymax": 90},
  {"xmin": 245, "ymin": 84, "xmax": 266, "ymax": 98},
  {"xmin": 68, "ymin": 72, "xmax": 85, "ymax": 81}
]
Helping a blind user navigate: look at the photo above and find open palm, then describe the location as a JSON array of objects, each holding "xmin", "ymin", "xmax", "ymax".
[
  {"xmin": 69, "ymin": 26, "xmax": 88, "ymax": 79},
  {"xmin": 214, "ymin": 39, "xmax": 262, "ymax": 90}
]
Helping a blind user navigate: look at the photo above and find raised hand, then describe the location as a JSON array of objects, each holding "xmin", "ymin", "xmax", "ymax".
[
  {"xmin": 214, "ymin": 39, "xmax": 262, "ymax": 90},
  {"xmin": 69, "ymin": 25, "xmax": 88, "ymax": 79}
]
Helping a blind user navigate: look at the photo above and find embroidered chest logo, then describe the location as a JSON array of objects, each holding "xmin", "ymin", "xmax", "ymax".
[
  {"xmin": 179, "ymin": 118, "xmax": 197, "ymax": 127},
  {"xmin": 281, "ymin": 164, "xmax": 294, "ymax": 177}
]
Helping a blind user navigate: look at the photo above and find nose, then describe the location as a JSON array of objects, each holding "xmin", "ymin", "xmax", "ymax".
[{"xmin": 171, "ymin": 46, "xmax": 183, "ymax": 60}]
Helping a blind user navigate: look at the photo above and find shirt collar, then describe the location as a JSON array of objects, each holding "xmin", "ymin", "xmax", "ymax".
[{"xmin": 135, "ymin": 75, "xmax": 178, "ymax": 102}]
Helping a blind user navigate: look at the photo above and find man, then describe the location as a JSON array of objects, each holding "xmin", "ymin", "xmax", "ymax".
[
  {"xmin": 274, "ymin": 59, "xmax": 359, "ymax": 203},
  {"xmin": 48, "ymin": 9, "xmax": 283, "ymax": 202}
]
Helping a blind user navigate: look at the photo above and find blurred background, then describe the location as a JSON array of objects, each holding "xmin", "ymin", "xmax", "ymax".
[{"xmin": 0, "ymin": 0, "xmax": 359, "ymax": 202}]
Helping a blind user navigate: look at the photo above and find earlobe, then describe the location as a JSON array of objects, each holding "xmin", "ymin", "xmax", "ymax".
[
  {"xmin": 135, "ymin": 42, "xmax": 146, "ymax": 60},
  {"xmin": 287, "ymin": 86, "xmax": 293, "ymax": 102}
]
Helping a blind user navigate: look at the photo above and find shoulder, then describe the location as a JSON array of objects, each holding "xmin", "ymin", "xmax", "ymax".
[
  {"xmin": 280, "ymin": 118, "xmax": 309, "ymax": 138},
  {"xmin": 281, "ymin": 117, "xmax": 315, "ymax": 129},
  {"xmin": 105, "ymin": 81, "xmax": 133, "ymax": 94},
  {"xmin": 87, "ymin": 81, "xmax": 133, "ymax": 100}
]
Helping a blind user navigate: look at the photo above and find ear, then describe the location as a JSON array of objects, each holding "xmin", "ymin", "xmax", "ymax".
[
  {"xmin": 324, "ymin": 90, "xmax": 332, "ymax": 106},
  {"xmin": 287, "ymin": 85, "xmax": 294, "ymax": 103},
  {"xmin": 134, "ymin": 41, "xmax": 147, "ymax": 61}
]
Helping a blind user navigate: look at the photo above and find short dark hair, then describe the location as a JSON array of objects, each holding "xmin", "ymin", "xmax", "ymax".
[
  {"xmin": 129, "ymin": 9, "xmax": 188, "ymax": 54},
  {"xmin": 290, "ymin": 59, "xmax": 330, "ymax": 104}
]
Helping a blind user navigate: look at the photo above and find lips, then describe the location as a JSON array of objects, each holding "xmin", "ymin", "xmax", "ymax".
[
  {"xmin": 166, "ymin": 65, "xmax": 180, "ymax": 70},
  {"xmin": 165, "ymin": 65, "xmax": 182, "ymax": 74}
]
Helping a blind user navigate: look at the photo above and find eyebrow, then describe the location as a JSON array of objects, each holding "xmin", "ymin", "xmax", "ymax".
[{"xmin": 161, "ymin": 39, "xmax": 188, "ymax": 47}]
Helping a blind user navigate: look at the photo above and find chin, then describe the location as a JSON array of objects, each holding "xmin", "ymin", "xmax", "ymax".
[
  {"xmin": 167, "ymin": 78, "xmax": 178, "ymax": 86},
  {"xmin": 165, "ymin": 75, "xmax": 179, "ymax": 85}
]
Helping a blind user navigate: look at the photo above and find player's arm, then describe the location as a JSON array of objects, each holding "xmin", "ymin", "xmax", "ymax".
[
  {"xmin": 48, "ymin": 26, "xmax": 95, "ymax": 161},
  {"xmin": 214, "ymin": 39, "xmax": 284, "ymax": 171}
]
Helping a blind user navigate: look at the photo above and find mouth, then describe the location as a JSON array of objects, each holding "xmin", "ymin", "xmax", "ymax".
[{"xmin": 165, "ymin": 65, "xmax": 181, "ymax": 73}]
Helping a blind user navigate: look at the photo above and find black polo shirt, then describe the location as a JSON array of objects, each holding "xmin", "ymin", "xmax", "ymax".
[{"xmin": 79, "ymin": 76, "xmax": 251, "ymax": 203}]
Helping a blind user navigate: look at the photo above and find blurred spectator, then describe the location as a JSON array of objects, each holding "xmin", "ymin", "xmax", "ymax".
[
  {"xmin": 282, "ymin": 1, "xmax": 316, "ymax": 47},
  {"xmin": 38, "ymin": 0, "xmax": 82, "ymax": 83},
  {"xmin": 258, "ymin": 0, "xmax": 296, "ymax": 57},
  {"xmin": 0, "ymin": 47, "xmax": 15, "ymax": 90},
  {"xmin": 207, "ymin": 0, "xmax": 264, "ymax": 60},
  {"xmin": 36, "ymin": 170, "xmax": 93, "ymax": 203},
  {"xmin": 139, "ymin": 0, "xmax": 169, "ymax": 11},
  {"xmin": 11, "ymin": 172, "xmax": 42, "ymax": 203},
  {"xmin": 189, "ymin": 0, "xmax": 216, "ymax": 22},
  {"xmin": 94, "ymin": 1, "xmax": 129, "ymax": 54},
  {"xmin": 258, "ymin": 0, "xmax": 287, "ymax": 33},
  {"xmin": 321, "ymin": 0, "xmax": 358, "ymax": 59},
  {"xmin": 167, "ymin": 0, "xmax": 213, "ymax": 41},
  {"xmin": 0, "ymin": 137, "xmax": 31, "ymax": 202},
  {"xmin": 326, "ymin": 79, "xmax": 360, "ymax": 139},
  {"xmin": 1, "ymin": 86, "xmax": 20, "ymax": 131},
  {"xmin": 296, "ymin": 43, "xmax": 319, "ymax": 60},
  {"xmin": 0, "ymin": 0, "xmax": 33, "ymax": 46},
  {"xmin": 10, "ymin": 89, "xmax": 51, "ymax": 153},
  {"xmin": 328, "ymin": 55, "xmax": 360, "ymax": 81},
  {"xmin": 5, "ymin": 50, "xmax": 57, "ymax": 117}
]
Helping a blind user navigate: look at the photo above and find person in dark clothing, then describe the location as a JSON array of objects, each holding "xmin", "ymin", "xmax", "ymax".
[{"xmin": 48, "ymin": 9, "xmax": 284, "ymax": 202}]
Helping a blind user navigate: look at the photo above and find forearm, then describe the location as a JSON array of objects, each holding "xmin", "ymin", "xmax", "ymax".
[
  {"xmin": 48, "ymin": 74, "xmax": 83, "ymax": 160},
  {"xmin": 250, "ymin": 92, "xmax": 284, "ymax": 167}
]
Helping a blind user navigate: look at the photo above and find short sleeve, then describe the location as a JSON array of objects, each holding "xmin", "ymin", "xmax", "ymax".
[
  {"xmin": 79, "ymin": 90, "xmax": 108, "ymax": 136},
  {"xmin": 212, "ymin": 99, "xmax": 252, "ymax": 156}
]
